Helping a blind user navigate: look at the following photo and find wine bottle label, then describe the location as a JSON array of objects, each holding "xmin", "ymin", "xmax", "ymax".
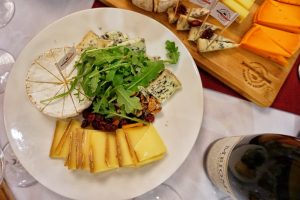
[{"xmin": 206, "ymin": 136, "xmax": 244, "ymax": 197}]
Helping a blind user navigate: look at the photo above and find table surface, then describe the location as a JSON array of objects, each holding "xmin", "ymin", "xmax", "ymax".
[{"xmin": 0, "ymin": 0, "xmax": 299, "ymax": 200}]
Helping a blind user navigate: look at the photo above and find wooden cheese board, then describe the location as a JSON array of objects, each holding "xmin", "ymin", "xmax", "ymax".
[{"xmin": 99, "ymin": 0, "xmax": 300, "ymax": 107}]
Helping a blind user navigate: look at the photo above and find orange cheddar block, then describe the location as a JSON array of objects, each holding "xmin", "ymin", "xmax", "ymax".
[
  {"xmin": 254, "ymin": 0, "xmax": 300, "ymax": 33},
  {"xmin": 254, "ymin": 24, "xmax": 300, "ymax": 55},
  {"xmin": 240, "ymin": 43, "xmax": 288, "ymax": 66},
  {"xmin": 241, "ymin": 26, "xmax": 291, "ymax": 57},
  {"xmin": 276, "ymin": 0, "xmax": 300, "ymax": 5}
]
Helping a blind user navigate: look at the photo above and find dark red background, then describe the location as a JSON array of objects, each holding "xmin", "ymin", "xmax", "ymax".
[{"xmin": 92, "ymin": 1, "xmax": 300, "ymax": 115}]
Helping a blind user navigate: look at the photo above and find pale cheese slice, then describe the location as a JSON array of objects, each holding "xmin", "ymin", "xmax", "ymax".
[
  {"xmin": 188, "ymin": 22, "xmax": 221, "ymax": 41},
  {"xmin": 188, "ymin": 7, "xmax": 209, "ymax": 18},
  {"xmin": 100, "ymin": 31, "xmax": 129, "ymax": 45},
  {"xmin": 89, "ymin": 130, "xmax": 110, "ymax": 173},
  {"xmin": 105, "ymin": 133, "xmax": 119, "ymax": 169},
  {"xmin": 124, "ymin": 124, "xmax": 166, "ymax": 165},
  {"xmin": 132, "ymin": 0, "xmax": 154, "ymax": 12},
  {"xmin": 115, "ymin": 129, "xmax": 134, "ymax": 167},
  {"xmin": 197, "ymin": 35, "xmax": 240, "ymax": 52},
  {"xmin": 49, "ymin": 119, "xmax": 71, "ymax": 158},
  {"xmin": 26, "ymin": 47, "xmax": 92, "ymax": 119},
  {"xmin": 146, "ymin": 69, "xmax": 181, "ymax": 103},
  {"xmin": 80, "ymin": 129, "xmax": 91, "ymax": 171}
]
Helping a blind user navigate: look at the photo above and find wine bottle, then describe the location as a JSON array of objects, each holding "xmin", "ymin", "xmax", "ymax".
[{"xmin": 205, "ymin": 134, "xmax": 300, "ymax": 200}]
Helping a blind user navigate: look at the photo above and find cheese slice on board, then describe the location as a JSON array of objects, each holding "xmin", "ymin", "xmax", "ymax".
[
  {"xmin": 167, "ymin": 7, "xmax": 179, "ymax": 24},
  {"xmin": 255, "ymin": 0, "xmax": 300, "ymax": 33},
  {"xmin": 132, "ymin": 0, "xmax": 153, "ymax": 12},
  {"xmin": 176, "ymin": 15, "xmax": 197, "ymax": 31},
  {"xmin": 235, "ymin": 0, "xmax": 255, "ymax": 10},
  {"xmin": 276, "ymin": 0, "xmax": 300, "ymax": 5},
  {"xmin": 49, "ymin": 119, "xmax": 71, "ymax": 158},
  {"xmin": 240, "ymin": 44, "xmax": 288, "ymax": 66},
  {"xmin": 188, "ymin": 7, "xmax": 209, "ymax": 18},
  {"xmin": 221, "ymin": 0, "xmax": 250, "ymax": 23},
  {"xmin": 188, "ymin": 22, "xmax": 221, "ymax": 41},
  {"xmin": 240, "ymin": 26, "xmax": 291, "ymax": 57},
  {"xmin": 154, "ymin": 0, "xmax": 177, "ymax": 13},
  {"xmin": 197, "ymin": 35, "xmax": 239, "ymax": 52},
  {"xmin": 254, "ymin": 24, "xmax": 300, "ymax": 56}
]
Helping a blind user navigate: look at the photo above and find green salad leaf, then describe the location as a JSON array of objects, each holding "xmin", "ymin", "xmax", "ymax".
[{"xmin": 165, "ymin": 40, "xmax": 180, "ymax": 64}]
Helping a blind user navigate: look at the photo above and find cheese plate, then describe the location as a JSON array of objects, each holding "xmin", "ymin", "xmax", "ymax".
[
  {"xmin": 100, "ymin": 0, "xmax": 300, "ymax": 107},
  {"xmin": 3, "ymin": 8, "xmax": 203, "ymax": 200}
]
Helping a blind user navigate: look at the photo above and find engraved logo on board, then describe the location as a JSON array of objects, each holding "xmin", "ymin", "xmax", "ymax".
[{"xmin": 242, "ymin": 61, "xmax": 272, "ymax": 88}]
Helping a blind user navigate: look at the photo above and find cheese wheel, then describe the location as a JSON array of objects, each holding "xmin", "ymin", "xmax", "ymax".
[{"xmin": 26, "ymin": 47, "xmax": 92, "ymax": 119}]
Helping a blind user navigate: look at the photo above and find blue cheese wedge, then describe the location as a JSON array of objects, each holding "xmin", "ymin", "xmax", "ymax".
[
  {"xmin": 154, "ymin": 0, "xmax": 177, "ymax": 13},
  {"xmin": 117, "ymin": 38, "xmax": 146, "ymax": 51},
  {"xmin": 197, "ymin": 34, "xmax": 239, "ymax": 52},
  {"xmin": 100, "ymin": 31, "xmax": 129, "ymax": 45},
  {"xmin": 146, "ymin": 69, "xmax": 181, "ymax": 103},
  {"xmin": 188, "ymin": 7, "xmax": 209, "ymax": 18},
  {"xmin": 188, "ymin": 22, "xmax": 221, "ymax": 41},
  {"xmin": 176, "ymin": 14, "xmax": 197, "ymax": 31},
  {"xmin": 132, "ymin": 0, "xmax": 153, "ymax": 12}
]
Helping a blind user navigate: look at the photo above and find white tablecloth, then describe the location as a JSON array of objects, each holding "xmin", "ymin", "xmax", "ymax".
[{"xmin": 1, "ymin": 1, "xmax": 300, "ymax": 199}]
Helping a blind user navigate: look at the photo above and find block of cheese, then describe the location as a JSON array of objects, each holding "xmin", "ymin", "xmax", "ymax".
[
  {"xmin": 221, "ymin": 0, "xmax": 250, "ymax": 23},
  {"xmin": 105, "ymin": 133, "xmax": 119, "ymax": 169},
  {"xmin": 49, "ymin": 119, "xmax": 71, "ymax": 158},
  {"xmin": 89, "ymin": 130, "xmax": 110, "ymax": 173},
  {"xmin": 254, "ymin": 24, "xmax": 300, "ymax": 55},
  {"xmin": 54, "ymin": 119, "xmax": 81, "ymax": 159},
  {"xmin": 123, "ymin": 124, "xmax": 166, "ymax": 166},
  {"xmin": 235, "ymin": 0, "xmax": 255, "ymax": 10},
  {"xmin": 115, "ymin": 129, "xmax": 134, "ymax": 167},
  {"xmin": 254, "ymin": 0, "xmax": 300, "ymax": 33},
  {"xmin": 276, "ymin": 0, "xmax": 300, "ymax": 5},
  {"xmin": 241, "ymin": 26, "xmax": 291, "ymax": 57},
  {"xmin": 66, "ymin": 128, "xmax": 84, "ymax": 170}
]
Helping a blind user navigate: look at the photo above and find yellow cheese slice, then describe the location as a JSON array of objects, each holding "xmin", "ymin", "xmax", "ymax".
[
  {"xmin": 221, "ymin": 0, "xmax": 250, "ymax": 23},
  {"xmin": 49, "ymin": 119, "xmax": 71, "ymax": 158},
  {"xmin": 66, "ymin": 128, "xmax": 83, "ymax": 170},
  {"xmin": 235, "ymin": 0, "xmax": 255, "ymax": 10},
  {"xmin": 115, "ymin": 129, "xmax": 134, "ymax": 167},
  {"xmin": 54, "ymin": 119, "xmax": 81, "ymax": 159},
  {"xmin": 124, "ymin": 124, "xmax": 166, "ymax": 166},
  {"xmin": 89, "ymin": 130, "xmax": 109, "ymax": 173},
  {"xmin": 80, "ymin": 129, "xmax": 91, "ymax": 171},
  {"xmin": 105, "ymin": 133, "xmax": 119, "ymax": 169}
]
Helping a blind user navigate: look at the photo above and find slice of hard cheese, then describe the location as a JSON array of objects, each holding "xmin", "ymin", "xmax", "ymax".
[
  {"xmin": 49, "ymin": 119, "xmax": 71, "ymax": 158},
  {"xmin": 235, "ymin": 0, "xmax": 255, "ymax": 10},
  {"xmin": 124, "ymin": 124, "xmax": 166, "ymax": 166},
  {"xmin": 276, "ymin": 0, "xmax": 300, "ymax": 5},
  {"xmin": 89, "ymin": 130, "xmax": 109, "ymax": 173},
  {"xmin": 66, "ymin": 128, "xmax": 84, "ymax": 170},
  {"xmin": 254, "ymin": 24, "xmax": 300, "ymax": 56},
  {"xmin": 255, "ymin": 0, "xmax": 300, "ymax": 33},
  {"xmin": 115, "ymin": 129, "xmax": 134, "ymax": 167},
  {"xmin": 105, "ymin": 132, "xmax": 119, "ymax": 169},
  {"xmin": 221, "ymin": 0, "xmax": 250, "ymax": 23},
  {"xmin": 240, "ymin": 26, "xmax": 291, "ymax": 57},
  {"xmin": 81, "ymin": 129, "xmax": 91, "ymax": 171}
]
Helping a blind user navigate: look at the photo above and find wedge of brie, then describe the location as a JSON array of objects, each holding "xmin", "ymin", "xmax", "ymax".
[
  {"xmin": 197, "ymin": 34, "xmax": 240, "ymax": 52},
  {"xmin": 26, "ymin": 47, "xmax": 92, "ymax": 118}
]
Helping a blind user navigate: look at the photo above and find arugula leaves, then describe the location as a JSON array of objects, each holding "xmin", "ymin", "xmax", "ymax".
[
  {"xmin": 165, "ymin": 40, "xmax": 180, "ymax": 64},
  {"xmin": 69, "ymin": 40, "xmax": 180, "ymax": 121}
]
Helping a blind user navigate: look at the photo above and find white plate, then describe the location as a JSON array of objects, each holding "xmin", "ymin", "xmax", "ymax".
[{"xmin": 4, "ymin": 8, "xmax": 203, "ymax": 200}]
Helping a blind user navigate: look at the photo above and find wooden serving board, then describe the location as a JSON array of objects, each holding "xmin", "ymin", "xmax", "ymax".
[{"xmin": 99, "ymin": 0, "xmax": 300, "ymax": 107}]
